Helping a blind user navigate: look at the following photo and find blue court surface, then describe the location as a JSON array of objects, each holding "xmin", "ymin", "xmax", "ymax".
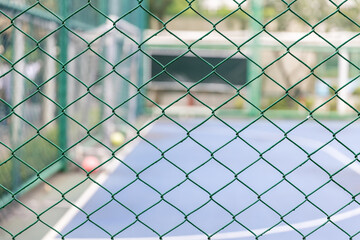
[{"xmin": 43, "ymin": 118, "xmax": 360, "ymax": 240}]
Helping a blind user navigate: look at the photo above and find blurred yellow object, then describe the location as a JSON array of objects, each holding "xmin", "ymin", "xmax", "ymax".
[{"xmin": 110, "ymin": 131, "xmax": 125, "ymax": 146}]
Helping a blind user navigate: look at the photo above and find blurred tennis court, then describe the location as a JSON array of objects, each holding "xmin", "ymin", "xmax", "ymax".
[
  {"xmin": 42, "ymin": 117, "xmax": 360, "ymax": 240},
  {"xmin": 2, "ymin": 1, "xmax": 360, "ymax": 240}
]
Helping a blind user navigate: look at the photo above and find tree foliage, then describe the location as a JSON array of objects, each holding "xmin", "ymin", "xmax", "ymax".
[
  {"xmin": 148, "ymin": 0, "xmax": 201, "ymax": 28},
  {"xmin": 263, "ymin": 0, "xmax": 360, "ymax": 31},
  {"xmin": 148, "ymin": 0, "xmax": 360, "ymax": 31},
  {"xmin": 149, "ymin": 0, "xmax": 176, "ymax": 21}
]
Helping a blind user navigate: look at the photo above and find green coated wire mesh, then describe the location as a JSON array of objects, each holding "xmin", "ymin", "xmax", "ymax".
[{"xmin": 1, "ymin": 0, "xmax": 360, "ymax": 239}]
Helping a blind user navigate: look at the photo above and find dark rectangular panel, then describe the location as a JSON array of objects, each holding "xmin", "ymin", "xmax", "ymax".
[{"xmin": 151, "ymin": 53, "xmax": 247, "ymax": 86}]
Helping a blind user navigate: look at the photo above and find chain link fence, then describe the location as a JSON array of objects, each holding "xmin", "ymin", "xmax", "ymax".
[{"xmin": 1, "ymin": 0, "xmax": 360, "ymax": 239}]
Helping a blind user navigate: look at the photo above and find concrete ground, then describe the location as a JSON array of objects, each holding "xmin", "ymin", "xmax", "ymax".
[{"xmin": 0, "ymin": 170, "xmax": 98, "ymax": 240}]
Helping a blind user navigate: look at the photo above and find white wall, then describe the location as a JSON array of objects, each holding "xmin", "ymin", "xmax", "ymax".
[{"xmin": 200, "ymin": 0, "xmax": 240, "ymax": 12}]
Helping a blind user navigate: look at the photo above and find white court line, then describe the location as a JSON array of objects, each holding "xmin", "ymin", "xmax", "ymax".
[
  {"xmin": 61, "ymin": 207, "xmax": 360, "ymax": 240},
  {"xmin": 50, "ymin": 208, "xmax": 360, "ymax": 240},
  {"xmin": 42, "ymin": 124, "xmax": 154, "ymax": 240},
  {"xmin": 44, "ymin": 130, "xmax": 360, "ymax": 240},
  {"xmin": 304, "ymin": 138, "xmax": 360, "ymax": 175}
]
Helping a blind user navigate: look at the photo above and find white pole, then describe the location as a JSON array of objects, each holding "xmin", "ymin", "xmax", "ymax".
[
  {"xmin": 338, "ymin": 49, "xmax": 350, "ymax": 114},
  {"xmin": 109, "ymin": 0, "xmax": 120, "ymax": 15},
  {"xmin": 43, "ymin": 35, "xmax": 57, "ymax": 124},
  {"xmin": 128, "ymin": 46, "xmax": 138, "ymax": 123},
  {"xmin": 103, "ymin": 32, "xmax": 116, "ymax": 142},
  {"xmin": 12, "ymin": 26, "xmax": 25, "ymax": 146},
  {"xmin": 66, "ymin": 40, "xmax": 76, "ymax": 115}
]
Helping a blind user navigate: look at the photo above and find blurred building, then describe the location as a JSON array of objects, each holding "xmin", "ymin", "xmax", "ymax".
[{"xmin": 200, "ymin": 0, "xmax": 239, "ymax": 12}]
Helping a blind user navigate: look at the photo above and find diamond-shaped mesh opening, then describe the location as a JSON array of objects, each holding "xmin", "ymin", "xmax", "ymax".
[
  {"xmin": 66, "ymin": 94, "xmax": 105, "ymax": 130},
  {"xmin": 238, "ymin": 158, "xmax": 283, "ymax": 194},
  {"xmin": 188, "ymin": 200, "xmax": 233, "ymax": 234},
  {"xmin": 164, "ymin": 180, "xmax": 209, "ymax": 214},
  {"xmin": 17, "ymin": 135, "xmax": 61, "ymax": 171},
  {"xmin": 162, "ymin": 4, "xmax": 216, "ymax": 32},
  {"xmin": 239, "ymin": 119, "xmax": 284, "ymax": 152},
  {"xmin": 335, "ymin": 120, "xmax": 360, "ymax": 153},
  {"xmin": 138, "ymin": 200, "xmax": 185, "ymax": 235},
  {"xmin": 307, "ymin": 222, "xmax": 350, "ymax": 240},
  {"xmin": 139, "ymin": 158, "xmax": 185, "ymax": 193},
  {"xmin": 262, "ymin": 180, "xmax": 305, "ymax": 215},
  {"xmin": 67, "ymin": 1, "xmax": 108, "ymax": 28},
  {"xmin": 265, "ymin": 4, "xmax": 312, "ymax": 32},
  {"xmin": 189, "ymin": 159, "xmax": 235, "ymax": 194},
  {"xmin": 214, "ymin": 8, "xmax": 251, "ymax": 31},
  {"xmin": 67, "ymin": 51, "xmax": 110, "ymax": 87},
  {"xmin": 291, "ymin": 0, "xmax": 338, "ymax": 27},
  {"xmin": 311, "ymin": 140, "xmax": 354, "ymax": 174},
  {"xmin": 308, "ymin": 181, "xmax": 352, "ymax": 214},
  {"xmin": 214, "ymin": 136, "xmax": 259, "ymax": 172},
  {"xmin": 286, "ymin": 159, "xmax": 330, "ymax": 195},
  {"xmin": 235, "ymin": 201, "xmax": 280, "ymax": 230},
  {"xmin": 317, "ymin": 8, "xmax": 360, "ymax": 32},
  {"xmin": 87, "ymin": 200, "xmax": 136, "ymax": 236},
  {"xmin": 329, "ymin": 202, "xmax": 360, "ymax": 236},
  {"xmin": 114, "ymin": 180, "xmax": 160, "ymax": 214},
  {"xmin": 287, "ymin": 118, "xmax": 334, "ymax": 152},
  {"xmin": 0, "ymin": 199, "xmax": 38, "ymax": 235},
  {"xmin": 283, "ymin": 200, "xmax": 326, "ymax": 231},
  {"xmin": 262, "ymin": 138, "xmax": 308, "ymax": 174},
  {"xmin": 165, "ymin": 138, "xmax": 210, "ymax": 172},
  {"xmin": 264, "ymin": 52, "xmax": 311, "ymax": 88},
  {"xmin": 213, "ymin": 180, "xmax": 258, "ymax": 214},
  {"xmin": 11, "ymin": 20, "xmax": 48, "ymax": 45}
]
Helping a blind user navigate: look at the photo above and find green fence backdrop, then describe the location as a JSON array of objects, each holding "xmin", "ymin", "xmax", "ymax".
[{"xmin": 1, "ymin": 0, "xmax": 360, "ymax": 239}]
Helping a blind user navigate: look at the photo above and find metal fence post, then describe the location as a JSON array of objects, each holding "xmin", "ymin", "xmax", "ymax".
[
  {"xmin": 136, "ymin": 0, "xmax": 148, "ymax": 117},
  {"xmin": 58, "ymin": 0, "xmax": 69, "ymax": 171}
]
